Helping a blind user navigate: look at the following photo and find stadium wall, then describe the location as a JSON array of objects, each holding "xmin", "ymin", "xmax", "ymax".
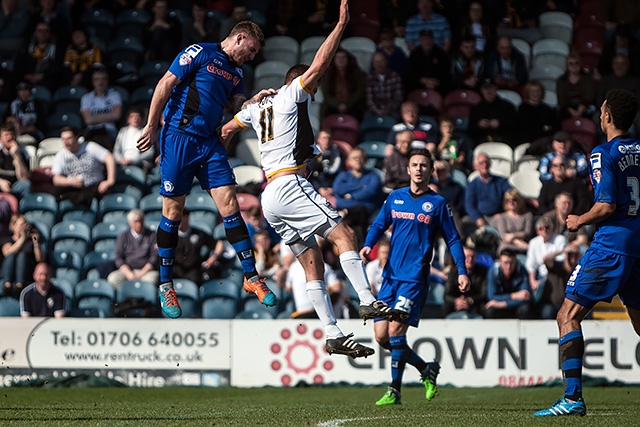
[{"xmin": 0, "ymin": 318, "xmax": 638, "ymax": 387}]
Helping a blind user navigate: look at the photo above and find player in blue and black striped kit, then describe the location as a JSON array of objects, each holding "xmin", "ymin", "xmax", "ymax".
[
  {"xmin": 136, "ymin": 21, "xmax": 277, "ymax": 318},
  {"xmin": 360, "ymin": 148, "xmax": 470, "ymax": 405},
  {"xmin": 535, "ymin": 90, "xmax": 640, "ymax": 417}
]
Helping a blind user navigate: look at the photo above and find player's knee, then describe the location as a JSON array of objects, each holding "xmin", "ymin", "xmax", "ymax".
[{"xmin": 330, "ymin": 223, "xmax": 357, "ymax": 249}]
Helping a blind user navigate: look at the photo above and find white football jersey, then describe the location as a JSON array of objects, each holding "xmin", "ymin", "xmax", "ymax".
[{"xmin": 234, "ymin": 77, "xmax": 319, "ymax": 178}]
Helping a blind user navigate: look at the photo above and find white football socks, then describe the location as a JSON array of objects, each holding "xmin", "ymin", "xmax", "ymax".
[
  {"xmin": 339, "ymin": 251, "xmax": 376, "ymax": 305},
  {"xmin": 305, "ymin": 280, "xmax": 342, "ymax": 339}
]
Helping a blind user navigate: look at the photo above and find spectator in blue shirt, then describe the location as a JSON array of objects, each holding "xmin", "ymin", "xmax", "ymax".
[
  {"xmin": 485, "ymin": 248, "xmax": 533, "ymax": 319},
  {"xmin": 333, "ymin": 147, "xmax": 383, "ymax": 241},
  {"xmin": 538, "ymin": 131, "xmax": 588, "ymax": 182},
  {"xmin": 465, "ymin": 153, "xmax": 512, "ymax": 227},
  {"xmin": 404, "ymin": 0, "xmax": 452, "ymax": 52}
]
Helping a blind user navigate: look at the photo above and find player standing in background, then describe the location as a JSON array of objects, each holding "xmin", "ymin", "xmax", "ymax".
[
  {"xmin": 534, "ymin": 89, "xmax": 640, "ymax": 417},
  {"xmin": 137, "ymin": 21, "xmax": 277, "ymax": 318},
  {"xmin": 221, "ymin": 0, "xmax": 407, "ymax": 358},
  {"xmin": 360, "ymin": 149, "xmax": 470, "ymax": 405}
]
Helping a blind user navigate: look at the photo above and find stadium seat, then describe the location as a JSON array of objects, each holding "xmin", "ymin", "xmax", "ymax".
[
  {"xmin": 82, "ymin": 250, "xmax": 114, "ymax": 280},
  {"xmin": 115, "ymin": 8, "xmax": 151, "ymax": 39},
  {"xmin": 358, "ymin": 141, "xmax": 387, "ymax": 170},
  {"xmin": 24, "ymin": 210, "xmax": 56, "ymax": 232},
  {"xmin": 31, "ymin": 85, "xmax": 52, "ymax": 114},
  {"xmin": 263, "ymin": 36, "xmax": 299, "ymax": 65},
  {"xmin": 51, "ymin": 277, "xmax": 74, "ymax": 311},
  {"xmin": 109, "ymin": 86, "xmax": 130, "ymax": 108},
  {"xmin": 573, "ymin": 24, "xmax": 604, "ymax": 50},
  {"xmin": 242, "ymin": 297, "xmax": 279, "ymax": 318},
  {"xmin": 450, "ymin": 168, "xmax": 467, "ymax": 189},
  {"xmin": 139, "ymin": 193, "xmax": 163, "ymax": 215},
  {"xmin": 138, "ymin": 60, "xmax": 170, "ymax": 86},
  {"xmin": 50, "ymin": 221, "xmax": 92, "ymax": 255},
  {"xmin": 0, "ymin": 297, "xmax": 20, "ymax": 317},
  {"xmin": 233, "ymin": 165, "xmax": 265, "ymax": 187},
  {"xmin": 200, "ymin": 279, "xmax": 240, "ymax": 319},
  {"xmin": 61, "ymin": 208, "xmax": 96, "ymax": 228},
  {"xmin": 235, "ymin": 138, "xmax": 261, "ymax": 167},
  {"xmin": 529, "ymin": 64, "xmax": 564, "ymax": 93},
  {"xmin": 57, "ymin": 198, "xmax": 98, "ymax": 223},
  {"xmin": 539, "ymin": 11, "xmax": 574, "ymax": 45},
  {"xmin": 51, "ymin": 248, "xmax": 84, "ymax": 271},
  {"xmin": 360, "ymin": 115, "xmax": 396, "ymax": 142},
  {"xmin": 508, "ymin": 170, "xmax": 542, "ymax": 198},
  {"xmin": 496, "ymin": 90, "xmax": 522, "ymax": 109},
  {"xmin": 130, "ymin": 86, "xmax": 155, "ymax": 109},
  {"xmin": 254, "ymin": 60, "xmax": 289, "ymax": 92},
  {"xmin": 572, "ymin": 40, "xmax": 602, "ymax": 75},
  {"xmin": 473, "ymin": 142, "xmax": 514, "ymax": 163},
  {"xmin": 75, "ymin": 279, "xmax": 116, "ymax": 317},
  {"xmin": 98, "ymin": 193, "xmax": 139, "ymax": 221},
  {"xmin": 108, "ymin": 36, "xmax": 145, "ymax": 66},
  {"xmin": 512, "ymin": 143, "xmax": 531, "ymax": 164},
  {"xmin": 108, "ymin": 60, "xmax": 139, "ymax": 87},
  {"xmin": 80, "ymin": 8, "xmax": 114, "ymax": 41},
  {"xmin": 321, "ymin": 114, "xmax": 360, "ymax": 147},
  {"xmin": 515, "ymin": 155, "xmax": 540, "ymax": 172},
  {"xmin": 52, "ymin": 86, "xmax": 88, "ymax": 114},
  {"xmin": 332, "ymin": 139, "xmax": 352, "ymax": 161},
  {"xmin": 46, "ymin": 112, "xmax": 84, "ymax": 137},
  {"xmin": 511, "ymin": 38, "xmax": 531, "ymax": 70},
  {"xmin": 185, "ymin": 211, "xmax": 215, "ymax": 235},
  {"xmin": 406, "ymin": 89, "xmax": 443, "ymax": 116},
  {"xmin": 443, "ymin": 89, "xmax": 482, "ymax": 118},
  {"xmin": 562, "ymin": 117, "xmax": 597, "ymax": 153},
  {"xmin": 340, "ymin": 36, "xmax": 377, "ymax": 70},
  {"xmin": 19, "ymin": 192, "xmax": 57, "ymax": 216},
  {"xmin": 92, "ymin": 221, "xmax": 129, "ymax": 247},
  {"xmin": 71, "ymin": 307, "xmax": 107, "ymax": 317},
  {"xmin": 185, "ymin": 192, "xmax": 219, "ymax": 214},
  {"xmin": 235, "ymin": 308, "xmax": 275, "ymax": 319},
  {"xmin": 115, "ymin": 165, "xmax": 147, "ymax": 190},
  {"xmin": 532, "ymin": 39, "xmax": 570, "ymax": 71},
  {"xmin": 300, "ymin": 36, "xmax": 325, "ymax": 65},
  {"xmin": 116, "ymin": 280, "xmax": 157, "ymax": 304}
]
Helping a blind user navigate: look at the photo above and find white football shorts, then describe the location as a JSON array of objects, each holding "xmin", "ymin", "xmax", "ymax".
[{"xmin": 261, "ymin": 174, "xmax": 342, "ymax": 249}]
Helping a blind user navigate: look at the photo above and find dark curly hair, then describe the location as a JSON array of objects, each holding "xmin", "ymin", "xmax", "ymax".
[{"xmin": 604, "ymin": 89, "xmax": 639, "ymax": 131}]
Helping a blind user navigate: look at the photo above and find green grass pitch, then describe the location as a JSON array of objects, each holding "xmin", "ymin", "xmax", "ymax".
[{"xmin": 1, "ymin": 386, "xmax": 639, "ymax": 426}]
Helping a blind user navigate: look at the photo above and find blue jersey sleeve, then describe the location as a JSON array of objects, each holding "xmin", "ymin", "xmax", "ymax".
[
  {"xmin": 438, "ymin": 201, "xmax": 467, "ymax": 276},
  {"xmin": 589, "ymin": 148, "xmax": 616, "ymax": 204},
  {"xmin": 364, "ymin": 197, "xmax": 392, "ymax": 248},
  {"xmin": 169, "ymin": 44, "xmax": 207, "ymax": 81}
]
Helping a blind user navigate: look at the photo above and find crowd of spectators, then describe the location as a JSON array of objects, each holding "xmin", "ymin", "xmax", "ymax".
[{"xmin": 0, "ymin": 0, "xmax": 636, "ymax": 320}]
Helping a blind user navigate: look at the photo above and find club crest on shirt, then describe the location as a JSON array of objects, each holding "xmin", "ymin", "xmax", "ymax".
[
  {"xmin": 180, "ymin": 44, "xmax": 203, "ymax": 66},
  {"xmin": 179, "ymin": 53, "xmax": 192, "ymax": 66},
  {"xmin": 422, "ymin": 202, "xmax": 433, "ymax": 213},
  {"xmin": 592, "ymin": 168, "xmax": 602, "ymax": 184},
  {"xmin": 325, "ymin": 201, "xmax": 336, "ymax": 211}
]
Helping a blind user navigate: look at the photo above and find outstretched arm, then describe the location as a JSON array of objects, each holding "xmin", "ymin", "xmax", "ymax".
[
  {"xmin": 300, "ymin": 0, "xmax": 350, "ymax": 90},
  {"xmin": 137, "ymin": 71, "xmax": 181, "ymax": 152}
]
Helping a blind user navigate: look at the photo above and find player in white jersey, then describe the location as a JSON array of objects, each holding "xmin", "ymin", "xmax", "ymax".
[{"xmin": 221, "ymin": 0, "xmax": 406, "ymax": 358}]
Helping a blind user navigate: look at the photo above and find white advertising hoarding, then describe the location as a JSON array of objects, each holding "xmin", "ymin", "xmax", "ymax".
[
  {"xmin": 23, "ymin": 318, "xmax": 231, "ymax": 370},
  {"xmin": 231, "ymin": 319, "xmax": 640, "ymax": 387},
  {"xmin": 2, "ymin": 318, "xmax": 639, "ymax": 387}
]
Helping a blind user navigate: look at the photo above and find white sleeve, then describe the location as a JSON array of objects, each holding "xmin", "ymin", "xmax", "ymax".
[
  {"xmin": 86, "ymin": 141, "xmax": 110, "ymax": 162},
  {"xmin": 281, "ymin": 78, "xmax": 312, "ymax": 104},
  {"xmin": 51, "ymin": 152, "xmax": 65, "ymax": 176},
  {"xmin": 235, "ymin": 107, "xmax": 253, "ymax": 128}
]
